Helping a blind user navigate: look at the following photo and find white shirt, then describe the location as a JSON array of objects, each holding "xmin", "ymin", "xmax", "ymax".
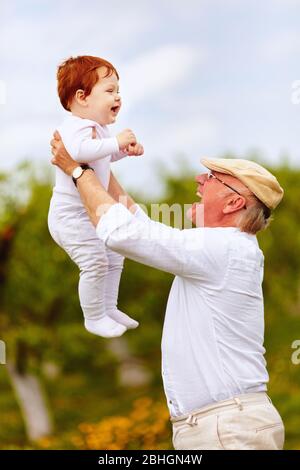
[
  {"xmin": 97, "ymin": 204, "xmax": 269, "ymax": 417},
  {"xmin": 53, "ymin": 114, "xmax": 126, "ymax": 200}
]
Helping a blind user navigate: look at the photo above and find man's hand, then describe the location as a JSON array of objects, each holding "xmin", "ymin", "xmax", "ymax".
[
  {"xmin": 116, "ymin": 129, "xmax": 137, "ymax": 150},
  {"xmin": 125, "ymin": 142, "xmax": 144, "ymax": 156},
  {"xmin": 50, "ymin": 131, "xmax": 78, "ymax": 176}
]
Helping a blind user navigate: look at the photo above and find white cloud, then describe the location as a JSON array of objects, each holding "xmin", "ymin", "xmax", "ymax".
[
  {"xmin": 261, "ymin": 30, "xmax": 300, "ymax": 62},
  {"xmin": 161, "ymin": 115, "xmax": 218, "ymax": 155},
  {"xmin": 0, "ymin": 80, "xmax": 6, "ymax": 105},
  {"xmin": 0, "ymin": 0, "xmax": 299, "ymax": 194},
  {"xmin": 0, "ymin": 3, "xmax": 156, "ymax": 70},
  {"xmin": 110, "ymin": 114, "xmax": 218, "ymax": 198},
  {"xmin": 120, "ymin": 44, "xmax": 204, "ymax": 111},
  {"xmin": 273, "ymin": 0, "xmax": 300, "ymax": 5},
  {"xmin": 0, "ymin": 120, "xmax": 53, "ymax": 169},
  {"xmin": 0, "ymin": 0, "xmax": 159, "ymax": 170}
]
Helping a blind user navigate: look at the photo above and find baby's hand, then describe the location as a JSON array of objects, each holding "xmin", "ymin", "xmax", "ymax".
[
  {"xmin": 125, "ymin": 142, "xmax": 144, "ymax": 156},
  {"xmin": 117, "ymin": 129, "xmax": 137, "ymax": 150}
]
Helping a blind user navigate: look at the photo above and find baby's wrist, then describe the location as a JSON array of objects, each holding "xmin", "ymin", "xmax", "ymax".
[{"xmin": 116, "ymin": 135, "xmax": 125, "ymax": 150}]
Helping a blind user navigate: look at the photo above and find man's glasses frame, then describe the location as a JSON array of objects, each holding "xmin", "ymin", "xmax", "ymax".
[{"xmin": 207, "ymin": 172, "xmax": 247, "ymax": 209}]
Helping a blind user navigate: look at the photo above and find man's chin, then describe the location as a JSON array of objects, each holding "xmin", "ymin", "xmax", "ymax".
[{"xmin": 186, "ymin": 202, "xmax": 204, "ymax": 227}]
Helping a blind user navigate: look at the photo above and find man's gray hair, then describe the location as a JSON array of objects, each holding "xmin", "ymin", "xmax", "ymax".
[{"xmin": 238, "ymin": 197, "xmax": 272, "ymax": 234}]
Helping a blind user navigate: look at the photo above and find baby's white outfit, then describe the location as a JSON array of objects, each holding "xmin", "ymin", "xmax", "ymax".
[{"xmin": 48, "ymin": 114, "xmax": 138, "ymax": 337}]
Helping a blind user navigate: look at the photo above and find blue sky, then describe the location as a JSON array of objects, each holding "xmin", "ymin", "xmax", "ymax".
[{"xmin": 0, "ymin": 0, "xmax": 299, "ymax": 195}]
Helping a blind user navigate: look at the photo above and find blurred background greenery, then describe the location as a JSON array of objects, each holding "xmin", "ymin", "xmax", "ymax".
[{"xmin": 0, "ymin": 157, "xmax": 299, "ymax": 450}]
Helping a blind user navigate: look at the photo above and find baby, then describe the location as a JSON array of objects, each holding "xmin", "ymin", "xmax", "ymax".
[{"xmin": 48, "ymin": 55, "xmax": 143, "ymax": 338}]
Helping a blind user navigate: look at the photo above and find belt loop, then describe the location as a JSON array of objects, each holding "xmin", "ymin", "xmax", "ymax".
[
  {"xmin": 234, "ymin": 397, "xmax": 243, "ymax": 411},
  {"xmin": 185, "ymin": 415, "xmax": 198, "ymax": 426}
]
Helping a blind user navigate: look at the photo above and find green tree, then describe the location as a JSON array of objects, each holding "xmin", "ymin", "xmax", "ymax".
[{"xmin": 0, "ymin": 159, "xmax": 299, "ymax": 449}]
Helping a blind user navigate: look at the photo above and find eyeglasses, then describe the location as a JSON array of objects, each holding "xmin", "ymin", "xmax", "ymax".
[{"xmin": 207, "ymin": 172, "xmax": 247, "ymax": 209}]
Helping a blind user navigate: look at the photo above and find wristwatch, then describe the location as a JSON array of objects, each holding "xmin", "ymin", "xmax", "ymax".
[{"xmin": 72, "ymin": 164, "xmax": 94, "ymax": 186}]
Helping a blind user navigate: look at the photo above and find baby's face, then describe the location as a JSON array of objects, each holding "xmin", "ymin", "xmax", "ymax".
[{"xmin": 85, "ymin": 66, "xmax": 121, "ymax": 125}]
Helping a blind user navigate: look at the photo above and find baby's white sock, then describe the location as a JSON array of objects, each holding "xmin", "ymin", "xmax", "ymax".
[
  {"xmin": 105, "ymin": 249, "xmax": 139, "ymax": 330},
  {"xmin": 79, "ymin": 258, "xmax": 127, "ymax": 338},
  {"xmin": 108, "ymin": 309, "xmax": 139, "ymax": 330},
  {"xmin": 84, "ymin": 317, "xmax": 126, "ymax": 338}
]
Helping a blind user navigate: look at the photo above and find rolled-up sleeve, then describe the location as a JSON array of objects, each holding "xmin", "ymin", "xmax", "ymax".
[{"xmin": 96, "ymin": 203, "xmax": 196, "ymax": 276}]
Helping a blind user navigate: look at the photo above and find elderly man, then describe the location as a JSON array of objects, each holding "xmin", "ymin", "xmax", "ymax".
[{"xmin": 50, "ymin": 132, "xmax": 285, "ymax": 450}]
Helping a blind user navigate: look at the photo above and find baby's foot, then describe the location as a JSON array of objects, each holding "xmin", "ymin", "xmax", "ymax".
[
  {"xmin": 84, "ymin": 317, "xmax": 127, "ymax": 338},
  {"xmin": 107, "ymin": 309, "xmax": 139, "ymax": 330}
]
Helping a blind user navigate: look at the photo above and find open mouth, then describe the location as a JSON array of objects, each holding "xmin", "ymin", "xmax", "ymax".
[
  {"xmin": 111, "ymin": 106, "xmax": 120, "ymax": 113},
  {"xmin": 196, "ymin": 185, "xmax": 203, "ymax": 198}
]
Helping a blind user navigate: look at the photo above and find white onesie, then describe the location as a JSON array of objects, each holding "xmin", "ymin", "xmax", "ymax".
[{"xmin": 48, "ymin": 114, "xmax": 139, "ymax": 337}]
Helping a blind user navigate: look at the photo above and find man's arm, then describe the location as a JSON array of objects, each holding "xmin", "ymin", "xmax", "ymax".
[
  {"xmin": 51, "ymin": 131, "xmax": 115, "ymax": 225},
  {"xmin": 108, "ymin": 171, "xmax": 150, "ymax": 222},
  {"xmin": 108, "ymin": 171, "xmax": 137, "ymax": 214},
  {"xmin": 50, "ymin": 132, "xmax": 198, "ymax": 277},
  {"xmin": 77, "ymin": 170, "xmax": 116, "ymax": 226}
]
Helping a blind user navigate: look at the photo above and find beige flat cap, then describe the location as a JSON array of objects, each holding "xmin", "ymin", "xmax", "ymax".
[{"xmin": 200, "ymin": 158, "xmax": 284, "ymax": 209}]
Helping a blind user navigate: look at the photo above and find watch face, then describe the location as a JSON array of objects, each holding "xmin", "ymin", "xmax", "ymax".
[{"xmin": 72, "ymin": 167, "xmax": 83, "ymax": 179}]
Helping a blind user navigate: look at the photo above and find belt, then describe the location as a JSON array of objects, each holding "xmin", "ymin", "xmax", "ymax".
[{"xmin": 171, "ymin": 392, "xmax": 272, "ymax": 424}]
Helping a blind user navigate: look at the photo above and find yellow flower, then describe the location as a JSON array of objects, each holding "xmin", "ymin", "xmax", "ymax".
[{"xmin": 75, "ymin": 397, "xmax": 171, "ymax": 450}]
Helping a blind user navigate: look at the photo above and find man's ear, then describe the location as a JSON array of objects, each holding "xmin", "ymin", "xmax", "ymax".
[
  {"xmin": 74, "ymin": 89, "xmax": 88, "ymax": 106},
  {"xmin": 223, "ymin": 196, "xmax": 246, "ymax": 214}
]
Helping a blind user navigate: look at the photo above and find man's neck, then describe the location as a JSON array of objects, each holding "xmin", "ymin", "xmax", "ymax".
[{"xmin": 204, "ymin": 214, "xmax": 240, "ymax": 229}]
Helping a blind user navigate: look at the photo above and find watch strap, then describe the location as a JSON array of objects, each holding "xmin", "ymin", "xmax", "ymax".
[{"xmin": 72, "ymin": 164, "xmax": 94, "ymax": 186}]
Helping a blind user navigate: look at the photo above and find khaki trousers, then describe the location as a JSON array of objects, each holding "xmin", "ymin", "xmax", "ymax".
[{"xmin": 171, "ymin": 392, "xmax": 284, "ymax": 450}]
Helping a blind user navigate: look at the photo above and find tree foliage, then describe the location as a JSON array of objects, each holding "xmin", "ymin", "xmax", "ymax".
[{"xmin": 0, "ymin": 159, "xmax": 299, "ymax": 449}]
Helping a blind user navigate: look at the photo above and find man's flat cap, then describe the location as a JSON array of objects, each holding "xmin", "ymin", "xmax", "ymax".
[{"xmin": 201, "ymin": 158, "xmax": 284, "ymax": 209}]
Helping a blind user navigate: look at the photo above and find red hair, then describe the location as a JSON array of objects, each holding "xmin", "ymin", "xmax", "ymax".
[{"xmin": 57, "ymin": 55, "xmax": 119, "ymax": 111}]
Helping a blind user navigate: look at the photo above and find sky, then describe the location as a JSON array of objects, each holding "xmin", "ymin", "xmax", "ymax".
[{"xmin": 0, "ymin": 0, "xmax": 300, "ymax": 196}]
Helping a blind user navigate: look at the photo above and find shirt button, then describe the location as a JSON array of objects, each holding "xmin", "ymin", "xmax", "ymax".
[{"xmin": 169, "ymin": 400, "xmax": 172, "ymax": 404}]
